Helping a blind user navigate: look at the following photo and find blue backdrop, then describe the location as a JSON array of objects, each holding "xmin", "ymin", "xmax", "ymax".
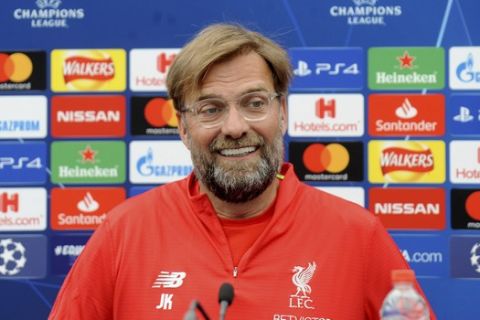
[{"xmin": 0, "ymin": 0, "xmax": 479, "ymax": 319}]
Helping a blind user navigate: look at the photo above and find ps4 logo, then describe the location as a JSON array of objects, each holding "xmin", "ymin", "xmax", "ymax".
[
  {"xmin": 453, "ymin": 106, "xmax": 480, "ymax": 123},
  {"xmin": 294, "ymin": 60, "xmax": 360, "ymax": 77},
  {"xmin": 0, "ymin": 157, "xmax": 43, "ymax": 170},
  {"xmin": 456, "ymin": 53, "xmax": 480, "ymax": 84}
]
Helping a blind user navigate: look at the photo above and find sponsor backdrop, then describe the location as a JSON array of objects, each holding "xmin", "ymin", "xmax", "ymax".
[{"xmin": 0, "ymin": 0, "xmax": 479, "ymax": 318}]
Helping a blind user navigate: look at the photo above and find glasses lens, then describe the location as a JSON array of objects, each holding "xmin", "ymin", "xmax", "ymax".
[
  {"xmin": 194, "ymin": 99, "xmax": 227, "ymax": 127},
  {"xmin": 239, "ymin": 92, "xmax": 274, "ymax": 121}
]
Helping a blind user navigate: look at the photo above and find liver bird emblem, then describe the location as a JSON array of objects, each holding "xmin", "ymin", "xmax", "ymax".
[{"xmin": 291, "ymin": 262, "xmax": 317, "ymax": 297}]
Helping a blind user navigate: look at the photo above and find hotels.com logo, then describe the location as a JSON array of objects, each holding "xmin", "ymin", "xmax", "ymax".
[
  {"xmin": 51, "ymin": 49, "xmax": 126, "ymax": 92},
  {"xmin": 369, "ymin": 188, "xmax": 445, "ymax": 230},
  {"xmin": 0, "ymin": 188, "xmax": 47, "ymax": 231},
  {"xmin": 129, "ymin": 49, "xmax": 180, "ymax": 92},
  {"xmin": 288, "ymin": 94, "xmax": 364, "ymax": 137},
  {"xmin": 368, "ymin": 140, "xmax": 445, "ymax": 183},
  {"xmin": 368, "ymin": 94, "xmax": 445, "ymax": 136},
  {"xmin": 450, "ymin": 141, "xmax": 480, "ymax": 184}
]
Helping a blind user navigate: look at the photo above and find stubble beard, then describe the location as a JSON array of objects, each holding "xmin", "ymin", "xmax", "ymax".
[{"xmin": 190, "ymin": 130, "xmax": 284, "ymax": 203}]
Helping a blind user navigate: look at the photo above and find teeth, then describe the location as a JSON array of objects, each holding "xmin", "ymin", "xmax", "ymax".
[{"xmin": 219, "ymin": 147, "xmax": 256, "ymax": 156}]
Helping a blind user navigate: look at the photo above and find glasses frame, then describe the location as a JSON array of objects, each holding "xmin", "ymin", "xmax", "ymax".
[{"xmin": 180, "ymin": 91, "xmax": 282, "ymax": 129}]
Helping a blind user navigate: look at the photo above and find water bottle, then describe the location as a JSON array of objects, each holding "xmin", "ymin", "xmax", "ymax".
[{"xmin": 379, "ymin": 269, "xmax": 430, "ymax": 320}]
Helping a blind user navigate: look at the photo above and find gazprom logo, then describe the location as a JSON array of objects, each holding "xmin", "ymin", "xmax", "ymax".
[
  {"xmin": 449, "ymin": 47, "xmax": 480, "ymax": 90},
  {"xmin": 130, "ymin": 141, "xmax": 192, "ymax": 184}
]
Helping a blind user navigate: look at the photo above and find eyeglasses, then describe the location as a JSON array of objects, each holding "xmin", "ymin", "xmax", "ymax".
[{"xmin": 181, "ymin": 91, "xmax": 281, "ymax": 129}]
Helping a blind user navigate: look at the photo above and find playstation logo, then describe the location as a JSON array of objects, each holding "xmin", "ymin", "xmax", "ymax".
[
  {"xmin": 453, "ymin": 106, "xmax": 475, "ymax": 123},
  {"xmin": 294, "ymin": 60, "xmax": 312, "ymax": 77}
]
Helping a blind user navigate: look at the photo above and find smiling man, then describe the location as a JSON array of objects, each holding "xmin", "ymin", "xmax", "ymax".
[{"xmin": 49, "ymin": 24, "xmax": 435, "ymax": 320}]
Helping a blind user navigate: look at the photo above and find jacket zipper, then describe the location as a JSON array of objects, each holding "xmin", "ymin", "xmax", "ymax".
[{"xmin": 233, "ymin": 266, "xmax": 238, "ymax": 278}]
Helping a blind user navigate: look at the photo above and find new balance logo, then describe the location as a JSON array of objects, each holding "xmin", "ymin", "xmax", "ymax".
[{"xmin": 151, "ymin": 271, "xmax": 186, "ymax": 288}]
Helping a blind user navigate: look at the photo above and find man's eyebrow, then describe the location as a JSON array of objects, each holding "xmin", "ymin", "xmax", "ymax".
[{"xmin": 196, "ymin": 87, "xmax": 269, "ymax": 101}]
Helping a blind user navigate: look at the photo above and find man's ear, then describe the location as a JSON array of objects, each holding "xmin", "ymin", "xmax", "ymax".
[{"xmin": 176, "ymin": 112, "xmax": 191, "ymax": 150}]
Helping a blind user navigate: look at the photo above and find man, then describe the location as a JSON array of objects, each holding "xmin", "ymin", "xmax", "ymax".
[{"xmin": 50, "ymin": 23, "xmax": 435, "ymax": 319}]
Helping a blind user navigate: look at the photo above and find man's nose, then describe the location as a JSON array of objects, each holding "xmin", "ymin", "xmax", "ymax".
[{"xmin": 220, "ymin": 105, "xmax": 249, "ymax": 139}]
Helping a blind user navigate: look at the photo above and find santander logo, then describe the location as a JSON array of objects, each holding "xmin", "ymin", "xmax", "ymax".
[{"xmin": 368, "ymin": 94, "xmax": 445, "ymax": 137}]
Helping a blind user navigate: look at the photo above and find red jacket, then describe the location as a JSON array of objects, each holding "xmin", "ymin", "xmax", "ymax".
[{"xmin": 49, "ymin": 163, "xmax": 435, "ymax": 319}]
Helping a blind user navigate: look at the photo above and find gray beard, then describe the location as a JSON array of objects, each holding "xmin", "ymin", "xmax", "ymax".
[{"xmin": 190, "ymin": 131, "xmax": 284, "ymax": 203}]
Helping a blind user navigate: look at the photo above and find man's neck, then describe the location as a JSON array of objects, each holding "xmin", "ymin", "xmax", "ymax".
[{"xmin": 198, "ymin": 178, "xmax": 280, "ymax": 220}]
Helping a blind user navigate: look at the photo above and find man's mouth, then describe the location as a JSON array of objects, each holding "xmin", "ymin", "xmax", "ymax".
[{"xmin": 218, "ymin": 146, "xmax": 258, "ymax": 157}]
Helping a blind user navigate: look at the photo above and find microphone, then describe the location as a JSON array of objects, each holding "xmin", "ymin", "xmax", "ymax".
[
  {"xmin": 183, "ymin": 300, "xmax": 211, "ymax": 320},
  {"xmin": 218, "ymin": 283, "xmax": 234, "ymax": 320}
]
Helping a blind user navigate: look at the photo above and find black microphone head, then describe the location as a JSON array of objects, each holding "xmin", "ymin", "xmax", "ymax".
[{"xmin": 218, "ymin": 282, "xmax": 234, "ymax": 305}]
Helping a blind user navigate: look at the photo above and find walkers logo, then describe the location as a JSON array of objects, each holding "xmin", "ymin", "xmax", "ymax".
[
  {"xmin": 51, "ymin": 187, "xmax": 125, "ymax": 230},
  {"xmin": 51, "ymin": 141, "xmax": 126, "ymax": 184},
  {"xmin": 0, "ymin": 235, "xmax": 46, "ymax": 278},
  {"xmin": 288, "ymin": 94, "xmax": 364, "ymax": 137},
  {"xmin": 130, "ymin": 96, "xmax": 178, "ymax": 136},
  {"xmin": 449, "ymin": 47, "xmax": 480, "ymax": 90},
  {"xmin": 448, "ymin": 95, "xmax": 480, "ymax": 136},
  {"xmin": 368, "ymin": 140, "xmax": 445, "ymax": 183},
  {"xmin": 449, "ymin": 141, "xmax": 480, "ymax": 184},
  {"xmin": 451, "ymin": 189, "xmax": 480, "ymax": 230},
  {"xmin": 51, "ymin": 49, "xmax": 126, "ymax": 92},
  {"xmin": 289, "ymin": 142, "xmax": 363, "ymax": 182},
  {"xmin": 0, "ymin": 96, "xmax": 47, "ymax": 139},
  {"xmin": 51, "ymin": 234, "xmax": 89, "ymax": 276},
  {"xmin": 0, "ymin": 51, "xmax": 46, "ymax": 91},
  {"xmin": 0, "ymin": 142, "xmax": 46, "ymax": 185},
  {"xmin": 393, "ymin": 235, "xmax": 447, "ymax": 278},
  {"xmin": 13, "ymin": 0, "xmax": 85, "ymax": 28},
  {"xmin": 329, "ymin": 0, "xmax": 402, "ymax": 26},
  {"xmin": 368, "ymin": 94, "xmax": 445, "ymax": 136},
  {"xmin": 0, "ymin": 188, "xmax": 47, "ymax": 231},
  {"xmin": 368, "ymin": 48, "xmax": 444, "ymax": 90},
  {"xmin": 289, "ymin": 262, "xmax": 316, "ymax": 309},
  {"xmin": 130, "ymin": 141, "xmax": 192, "ymax": 184},
  {"xmin": 129, "ymin": 49, "xmax": 180, "ymax": 91},
  {"xmin": 369, "ymin": 188, "xmax": 445, "ymax": 230},
  {"xmin": 451, "ymin": 236, "xmax": 480, "ymax": 278},
  {"xmin": 289, "ymin": 48, "xmax": 363, "ymax": 90},
  {"xmin": 51, "ymin": 95, "xmax": 126, "ymax": 137},
  {"xmin": 316, "ymin": 187, "xmax": 365, "ymax": 207}
]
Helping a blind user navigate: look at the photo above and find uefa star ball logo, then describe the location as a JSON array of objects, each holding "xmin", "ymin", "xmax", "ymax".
[
  {"xmin": 471, "ymin": 242, "xmax": 480, "ymax": 273},
  {"xmin": 0, "ymin": 238, "xmax": 27, "ymax": 276}
]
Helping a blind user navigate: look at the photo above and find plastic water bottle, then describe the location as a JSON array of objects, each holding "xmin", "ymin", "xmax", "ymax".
[{"xmin": 379, "ymin": 269, "xmax": 430, "ymax": 320}]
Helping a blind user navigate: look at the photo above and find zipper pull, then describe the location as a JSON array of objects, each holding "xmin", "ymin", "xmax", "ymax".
[{"xmin": 233, "ymin": 266, "xmax": 238, "ymax": 278}]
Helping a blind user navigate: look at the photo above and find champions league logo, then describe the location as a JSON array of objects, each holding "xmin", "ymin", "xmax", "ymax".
[
  {"xmin": 330, "ymin": 0, "xmax": 402, "ymax": 26},
  {"xmin": 13, "ymin": 0, "xmax": 85, "ymax": 28}
]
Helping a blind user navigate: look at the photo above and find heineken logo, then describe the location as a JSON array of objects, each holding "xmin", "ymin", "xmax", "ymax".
[
  {"xmin": 51, "ymin": 141, "xmax": 125, "ymax": 184},
  {"xmin": 368, "ymin": 47, "xmax": 444, "ymax": 90}
]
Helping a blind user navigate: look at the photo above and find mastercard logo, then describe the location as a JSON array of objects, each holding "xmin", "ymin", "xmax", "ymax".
[
  {"xmin": 144, "ymin": 98, "xmax": 178, "ymax": 127},
  {"xmin": 466, "ymin": 191, "xmax": 480, "ymax": 221},
  {"xmin": 0, "ymin": 53, "xmax": 33, "ymax": 83},
  {"xmin": 302, "ymin": 143, "xmax": 350, "ymax": 173}
]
